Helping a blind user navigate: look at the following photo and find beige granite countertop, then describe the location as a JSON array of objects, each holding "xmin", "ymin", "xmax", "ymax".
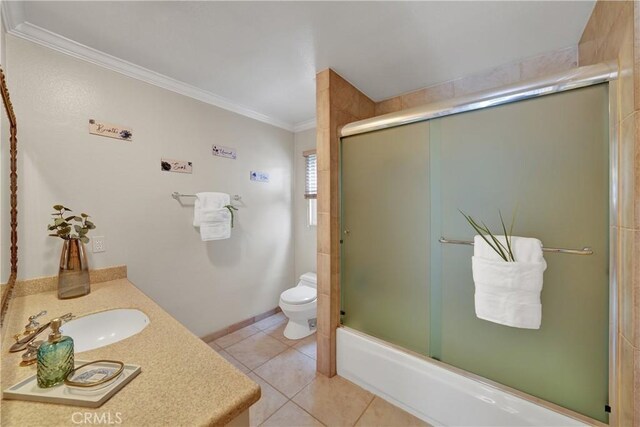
[{"xmin": 0, "ymin": 279, "xmax": 260, "ymax": 426}]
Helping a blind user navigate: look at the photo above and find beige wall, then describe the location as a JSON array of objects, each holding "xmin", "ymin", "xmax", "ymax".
[
  {"xmin": 7, "ymin": 36, "xmax": 295, "ymax": 336},
  {"xmin": 375, "ymin": 46, "xmax": 578, "ymax": 115},
  {"xmin": 293, "ymin": 128, "xmax": 317, "ymax": 279},
  {"xmin": 578, "ymin": 1, "xmax": 638, "ymax": 426}
]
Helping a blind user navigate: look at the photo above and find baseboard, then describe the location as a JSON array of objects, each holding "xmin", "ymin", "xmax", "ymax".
[{"xmin": 200, "ymin": 306, "xmax": 282, "ymax": 343}]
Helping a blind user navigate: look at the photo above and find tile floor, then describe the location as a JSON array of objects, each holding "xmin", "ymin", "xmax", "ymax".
[{"xmin": 205, "ymin": 312, "xmax": 429, "ymax": 427}]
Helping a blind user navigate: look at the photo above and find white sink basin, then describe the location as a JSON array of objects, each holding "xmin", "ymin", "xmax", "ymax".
[{"xmin": 60, "ymin": 308, "xmax": 150, "ymax": 353}]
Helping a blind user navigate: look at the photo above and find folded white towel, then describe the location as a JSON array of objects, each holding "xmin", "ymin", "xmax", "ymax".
[
  {"xmin": 199, "ymin": 209, "xmax": 231, "ymax": 241},
  {"xmin": 193, "ymin": 192, "xmax": 231, "ymax": 241},
  {"xmin": 200, "ymin": 208, "xmax": 230, "ymax": 223},
  {"xmin": 472, "ymin": 235, "xmax": 547, "ymax": 329},
  {"xmin": 193, "ymin": 192, "xmax": 230, "ymax": 227}
]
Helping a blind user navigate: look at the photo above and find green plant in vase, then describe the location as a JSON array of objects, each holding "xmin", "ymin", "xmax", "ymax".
[
  {"xmin": 47, "ymin": 205, "xmax": 96, "ymax": 299},
  {"xmin": 48, "ymin": 205, "xmax": 96, "ymax": 243}
]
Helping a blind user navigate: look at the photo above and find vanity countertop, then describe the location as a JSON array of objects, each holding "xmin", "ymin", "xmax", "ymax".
[{"xmin": 0, "ymin": 278, "xmax": 260, "ymax": 426}]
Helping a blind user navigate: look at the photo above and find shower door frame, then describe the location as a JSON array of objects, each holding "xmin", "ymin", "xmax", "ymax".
[{"xmin": 339, "ymin": 62, "xmax": 619, "ymax": 426}]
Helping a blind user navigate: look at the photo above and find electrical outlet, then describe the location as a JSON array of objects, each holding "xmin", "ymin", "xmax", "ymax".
[{"xmin": 92, "ymin": 236, "xmax": 106, "ymax": 253}]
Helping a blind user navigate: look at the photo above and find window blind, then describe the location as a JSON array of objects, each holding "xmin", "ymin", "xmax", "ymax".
[{"xmin": 304, "ymin": 150, "xmax": 317, "ymax": 199}]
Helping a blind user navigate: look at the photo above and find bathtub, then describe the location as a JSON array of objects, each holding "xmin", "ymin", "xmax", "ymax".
[{"xmin": 336, "ymin": 327, "xmax": 590, "ymax": 427}]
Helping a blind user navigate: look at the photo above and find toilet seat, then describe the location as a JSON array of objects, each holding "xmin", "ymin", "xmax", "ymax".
[{"xmin": 280, "ymin": 285, "xmax": 316, "ymax": 305}]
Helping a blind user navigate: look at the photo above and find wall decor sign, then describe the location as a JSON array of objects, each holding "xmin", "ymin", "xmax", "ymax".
[
  {"xmin": 212, "ymin": 145, "xmax": 237, "ymax": 159},
  {"xmin": 161, "ymin": 158, "xmax": 193, "ymax": 174},
  {"xmin": 250, "ymin": 171, "xmax": 269, "ymax": 183},
  {"xmin": 89, "ymin": 119, "xmax": 133, "ymax": 141}
]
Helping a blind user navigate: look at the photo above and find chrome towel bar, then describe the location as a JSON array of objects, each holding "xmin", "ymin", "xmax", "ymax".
[
  {"xmin": 172, "ymin": 192, "xmax": 242, "ymax": 202},
  {"xmin": 438, "ymin": 238, "xmax": 593, "ymax": 256}
]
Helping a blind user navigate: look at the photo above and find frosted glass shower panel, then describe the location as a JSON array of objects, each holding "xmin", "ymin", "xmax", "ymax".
[
  {"xmin": 341, "ymin": 122, "xmax": 430, "ymax": 354},
  {"xmin": 430, "ymin": 84, "xmax": 610, "ymax": 422}
]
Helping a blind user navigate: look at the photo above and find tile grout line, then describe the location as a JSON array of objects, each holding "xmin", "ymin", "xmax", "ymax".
[
  {"xmin": 218, "ymin": 349, "xmax": 252, "ymax": 373},
  {"xmin": 257, "ymin": 397, "xmax": 326, "ymax": 427},
  {"xmin": 251, "ymin": 346, "xmax": 317, "ymax": 392},
  {"xmin": 255, "ymin": 392, "xmax": 290, "ymax": 427},
  {"xmin": 352, "ymin": 395, "xmax": 375, "ymax": 427},
  {"xmin": 293, "ymin": 400, "xmax": 326, "ymax": 426},
  {"xmin": 283, "ymin": 353, "xmax": 325, "ymax": 425},
  {"xmin": 209, "ymin": 315, "xmax": 323, "ymax": 425},
  {"xmin": 247, "ymin": 344, "xmax": 290, "ymax": 372},
  {"xmin": 212, "ymin": 326, "xmax": 262, "ymax": 349},
  {"xmin": 212, "ymin": 315, "xmax": 417, "ymax": 426},
  {"xmin": 225, "ymin": 329, "xmax": 315, "ymax": 374}
]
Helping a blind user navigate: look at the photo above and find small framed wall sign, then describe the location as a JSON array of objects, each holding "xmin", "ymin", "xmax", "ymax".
[
  {"xmin": 161, "ymin": 158, "xmax": 193, "ymax": 174},
  {"xmin": 250, "ymin": 171, "xmax": 269, "ymax": 183},
  {"xmin": 89, "ymin": 119, "xmax": 133, "ymax": 141},
  {"xmin": 212, "ymin": 145, "xmax": 237, "ymax": 159}
]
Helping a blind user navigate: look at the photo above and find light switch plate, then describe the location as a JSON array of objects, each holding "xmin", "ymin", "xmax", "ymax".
[{"xmin": 92, "ymin": 236, "xmax": 106, "ymax": 253}]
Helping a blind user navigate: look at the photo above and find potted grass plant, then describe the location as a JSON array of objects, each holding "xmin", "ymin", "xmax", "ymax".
[{"xmin": 47, "ymin": 205, "xmax": 96, "ymax": 299}]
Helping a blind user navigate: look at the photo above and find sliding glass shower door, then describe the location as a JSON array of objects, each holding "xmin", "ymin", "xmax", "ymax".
[
  {"xmin": 429, "ymin": 84, "xmax": 609, "ymax": 422},
  {"xmin": 340, "ymin": 83, "xmax": 610, "ymax": 422},
  {"xmin": 341, "ymin": 122, "xmax": 430, "ymax": 354}
]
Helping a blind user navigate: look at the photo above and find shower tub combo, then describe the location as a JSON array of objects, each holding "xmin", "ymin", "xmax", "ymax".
[{"xmin": 337, "ymin": 63, "xmax": 618, "ymax": 426}]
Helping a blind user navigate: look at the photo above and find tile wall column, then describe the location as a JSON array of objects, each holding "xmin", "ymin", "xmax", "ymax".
[
  {"xmin": 579, "ymin": 1, "xmax": 638, "ymax": 425},
  {"xmin": 315, "ymin": 69, "xmax": 375, "ymax": 376}
]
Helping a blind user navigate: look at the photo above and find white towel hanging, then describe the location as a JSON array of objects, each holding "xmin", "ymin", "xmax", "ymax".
[
  {"xmin": 193, "ymin": 192, "xmax": 231, "ymax": 241},
  {"xmin": 472, "ymin": 235, "xmax": 547, "ymax": 329}
]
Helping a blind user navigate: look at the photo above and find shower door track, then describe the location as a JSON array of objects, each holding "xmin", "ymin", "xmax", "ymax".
[
  {"xmin": 338, "ymin": 62, "xmax": 620, "ymax": 426},
  {"xmin": 340, "ymin": 62, "xmax": 617, "ymax": 138}
]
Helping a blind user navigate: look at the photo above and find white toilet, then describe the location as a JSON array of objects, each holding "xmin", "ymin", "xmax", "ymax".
[{"xmin": 279, "ymin": 272, "xmax": 317, "ymax": 339}]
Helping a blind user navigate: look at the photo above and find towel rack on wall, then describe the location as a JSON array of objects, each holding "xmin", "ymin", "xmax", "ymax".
[
  {"xmin": 438, "ymin": 237, "xmax": 593, "ymax": 256},
  {"xmin": 171, "ymin": 192, "xmax": 242, "ymax": 202}
]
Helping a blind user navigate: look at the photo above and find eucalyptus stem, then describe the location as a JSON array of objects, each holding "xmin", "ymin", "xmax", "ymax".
[
  {"xmin": 47, "ymin": 205, "xmax": 95, "ymax": 243},
  {"xmin": 224, "ymin": 204, "xmax": 239, "ymax": 228}
]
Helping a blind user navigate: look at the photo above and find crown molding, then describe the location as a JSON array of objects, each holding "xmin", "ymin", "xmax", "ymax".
[
  {"xmin": 292, "ymin": 118, "xmax": 316, "ymax": 133},
  {"xmin": 2, "ymin": 7, "xmax": 309, "ymax": 132},
  {"xmin": 1, "ymin": 1, "xmax": 25, "ymax": 33}
]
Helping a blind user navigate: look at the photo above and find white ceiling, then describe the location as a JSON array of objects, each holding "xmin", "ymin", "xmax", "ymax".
[{"xmin": 4, "ymin": 1, "xmax": 595, "ymax": 131}]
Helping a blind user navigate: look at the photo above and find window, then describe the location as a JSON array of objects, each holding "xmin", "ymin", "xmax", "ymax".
[
  {"xmin": 304, "ymin": 150, "xmax": 317, "ymax": 226},
  {"xmin": 308, "ymin": 198, "xmax": 317, "ymax": 227}
]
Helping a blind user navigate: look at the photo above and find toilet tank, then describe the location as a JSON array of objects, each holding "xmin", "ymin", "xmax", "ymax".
[{"xmin": 298, "ymin": 272, "xmax": 317, "ymax": 289}]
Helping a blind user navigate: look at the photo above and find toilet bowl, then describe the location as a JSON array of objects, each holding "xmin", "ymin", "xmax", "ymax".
[{"xmin": 279, "ymin": 272, "xmax": 317, "ymax": 339}]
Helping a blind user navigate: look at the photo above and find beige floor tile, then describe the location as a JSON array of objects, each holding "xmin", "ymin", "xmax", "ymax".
[
  {"xmin": 293, "ymin": 375, "xmax": 374, "ymax": 427},
  {"xmin": 217, "ymin": 350, "xmax": 250, "ymax": 373},
  {"xmin": 254, "ymin": 348, "xmax": 318, "ymax": 398},
  {"xmin": 294, "ymin": 334, "xmax": 317, "ymax": 360},
  {"xmin": 214, "ymin": 324, "xmax": 260, "ymax": 348},
  {"xmin": 265, "ymin": 322, "xmax": 304, "ymax": 346},
  {"xmin": 254, "ymin": 312, "xmax": 287, "ymax": 331},
  {"xmin": 207, "ymin": 340, "xmax": 222, "ymax": 351},
  {"xmin": 355, "ymin": 397, "xmax": 430, "ymax": 427},
  {"xmin": 247, "ymin": 372, "xmax": 288, "ymax": 427},
  {"xmin": 226, "ymin": 332, "xmax": 289, "ymax": 370},
  {"xmin": 261, "ymin": 401, "xmax": 324, "ymax": 427}
]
